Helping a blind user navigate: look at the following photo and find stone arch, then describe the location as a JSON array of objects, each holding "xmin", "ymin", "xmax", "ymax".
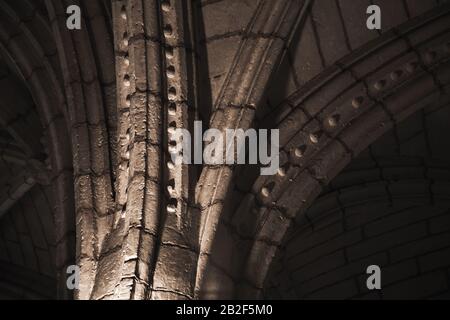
[
  {"xmin": 263, "ymin": 97, "xmax": 450, "ymax": 299},
  {"xmin": 241, "ymin": 8, "xmax": 450, "ymax": 297},
  {"xmin": 0, "ymin": 0, "xmax": 449, "ymax": 301},
  {"xmin": 198, "ymin": 7, "xmax": 450, "ymax": 298},
  {"xmin": 0, "ymin": 0, "xmax": 74, "ymax": 298},
  {"xmin": 45, "ymin": 0, "xmax": 117, "ymax": 299},
  {"xmin": 0, "ymin": 0, "xmax": 116, "ymax": 299}
]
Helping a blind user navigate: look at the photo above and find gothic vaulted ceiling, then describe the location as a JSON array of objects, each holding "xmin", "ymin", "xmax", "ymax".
[{"xmin": 0, "ymin": 0, "xmax": 449, "ymax": 300}]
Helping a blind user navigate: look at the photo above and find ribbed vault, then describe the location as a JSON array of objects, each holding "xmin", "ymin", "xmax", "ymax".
[{"xmin": 0, "ymin": 0, "xmax": 449, "ymax": 300}]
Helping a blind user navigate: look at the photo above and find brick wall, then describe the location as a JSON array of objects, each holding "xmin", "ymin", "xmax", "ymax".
[{"xmin": 265, "ymin": 185, "xmax": 450, "ymax": 299}]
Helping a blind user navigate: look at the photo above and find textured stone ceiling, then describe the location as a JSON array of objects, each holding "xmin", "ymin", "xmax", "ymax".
[
  {"xmin": 0, "ymin": 0, "xmax": 449, "ymax": 300},
  {"xmin": 264, "ymin": 99, "xmax": 450, "ymax": 299},
  {"xmin": 0, "ymin": 30, "xmax": 55, "ymax": 299}
]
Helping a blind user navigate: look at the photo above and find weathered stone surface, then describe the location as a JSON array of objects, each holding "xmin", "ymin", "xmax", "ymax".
[{"xmin": 0, "ymin": 0, "xmax": 449, "ymax": 301}]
